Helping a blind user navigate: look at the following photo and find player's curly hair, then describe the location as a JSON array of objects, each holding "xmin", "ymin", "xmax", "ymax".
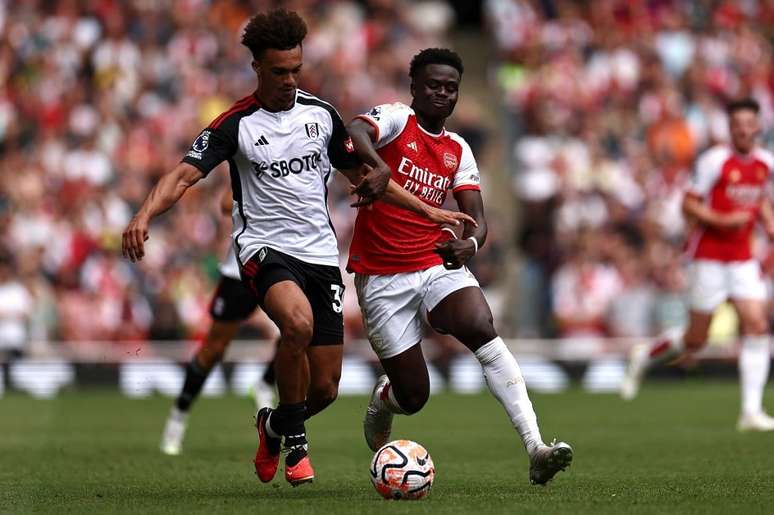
[
  {"xmin": 409, "ymin": 48, "xmax": 464, "ymax": 79},
  {"xmin": 241, "ymin": 8, "xmax": 307, "ymax": 59},
  {"xmin": 727, "ymin": 97, "xmax": 760, "ymax": 115}
]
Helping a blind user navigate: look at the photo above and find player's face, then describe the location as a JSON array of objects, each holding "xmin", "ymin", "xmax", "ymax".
[
  {"xmin": 253, "ymin": 45, "xmax": 303, "ymax": 111},
  {"xmin": 411, "ymin": 64, "xmax": 460, "ymax": 121},
  {"xmin": 729, "ymin": 109, "xmax": 760, "ymax": 154}
]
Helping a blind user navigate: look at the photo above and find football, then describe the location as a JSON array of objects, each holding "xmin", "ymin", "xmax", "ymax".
[{"xmin": 369, "ymin": 440, "xmax": 435, "ymax": 500}]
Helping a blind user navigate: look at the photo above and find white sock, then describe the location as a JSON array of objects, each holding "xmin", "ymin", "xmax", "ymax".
[
  {"xmin": 739, "ymin": 335, "xmax": 770, "ymax": 417},
  {"xmin": 644, "ymin": 327, "xmax": 685, "ymax": 370},
  {"xmin": 377, "ymin": 381, "xmax": 408, "ymax": 415},
  {"xmin": 474, "ymin": 337, "xmax": 543, "ymax": 455},
  {"xmin": 171, "ymin": 406, "xmax": 188, "ymax": 421}
]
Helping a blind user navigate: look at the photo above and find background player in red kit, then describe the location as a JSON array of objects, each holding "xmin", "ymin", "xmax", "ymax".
[
  {"xmin": 346, "ymin": 48, "xmax": 572, "ymax": 485},
  {"xmin": 621, "ymin": 99, "xmax": 774, "ymax": 431}
]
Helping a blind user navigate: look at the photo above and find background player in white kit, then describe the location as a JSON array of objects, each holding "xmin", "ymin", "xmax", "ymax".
[
  {"xmin": 347, "ymin": 48, "xmax": 572, "ymax": 485},
  {"xmin": 123, "ymin": 10, "xmax": 472, "ymax": 486},
  {"xmin": 159, "ymin": 187, "xmax": 279, "ymax": 456},
  {"xmin": 621, "ymin": 99, "xmax": 774, "ymax": 431}
]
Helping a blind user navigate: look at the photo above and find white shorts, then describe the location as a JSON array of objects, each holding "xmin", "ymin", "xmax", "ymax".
[
  {"xmin": 354, "ymin": 265, "xmax": 480, "ymax": 359},
  {"xmin": 688, "ymin": 259, "xmax": 767, "ymax": 313}
]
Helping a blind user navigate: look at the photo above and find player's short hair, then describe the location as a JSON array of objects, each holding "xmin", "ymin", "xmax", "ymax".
[
  {"xmin": 727, "ymin": 98, "xmax": 760, "ymax": 115},
  {"xmin": 409, "ymin": 48, "xmax": 464, "ymax": 79},
  {"xmin": 241, "ymin": 8, "xmax": 307, "ymax": 59}
]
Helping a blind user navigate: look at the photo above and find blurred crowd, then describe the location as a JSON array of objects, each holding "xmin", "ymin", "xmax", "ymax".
[
  {"xmin": 9, "ymin": 0, "xmax": 768, "ymax": 354},
  {"xmin": 0, "ymin": 0, "xmax": 483, "ymax": 354},
  {"xmin": 487, "ymin": 0, "xmax": 774, "ymax": 339}
]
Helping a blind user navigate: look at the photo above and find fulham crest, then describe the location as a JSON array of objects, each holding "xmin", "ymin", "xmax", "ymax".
[{"xmin": 305, "ymin": 122, "xmax": 320, "ymax": 139}]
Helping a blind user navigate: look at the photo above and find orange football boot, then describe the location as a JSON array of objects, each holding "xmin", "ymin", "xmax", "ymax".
[
  {"xmin": 253, "ymin": 407, "xmax": 281, "ymax": 482},
  {"xmin": 285, "ymin": 450, "xmax": 315, "ymax": 486}
]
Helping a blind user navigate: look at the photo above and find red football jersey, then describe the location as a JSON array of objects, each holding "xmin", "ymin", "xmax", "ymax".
[
  {"xmin": 685, "ymin": 145, "xmax": 773, "ymax": 262},
  {"xmin": 347, "ymin": 103, "xmax": 481, "ymax": 274}
]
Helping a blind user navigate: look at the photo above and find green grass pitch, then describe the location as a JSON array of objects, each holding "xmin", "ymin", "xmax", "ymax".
[{"xmin": 2, "ymin": 382, "xmax": 774, "ymax": 514}]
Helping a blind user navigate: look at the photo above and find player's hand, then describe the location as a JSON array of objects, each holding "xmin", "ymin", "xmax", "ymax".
[
  {"xmin": 765, "ymin": 221, "xmax": 774, "ymax": 240},
  {"xmin": 424, "ymin": 206, "xmax": 478, "ymax": 227},
  {"xmin": 350, "ymin": 163, "xmax": 391, "ymax": 206},
  {"xmin": 714, "ymin": 211, "xmax": 752, "ymax": 229},
  {"xmin": 122, "ymin": 215, "xmax": 150, "ymax": 263},
  {"xmin": 434, "ymin": 237, "xmax": 477, "ymax": 269}
]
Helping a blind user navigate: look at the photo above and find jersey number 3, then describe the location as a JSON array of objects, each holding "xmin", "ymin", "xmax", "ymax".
[{"xmin": 330, "ymin": 284, "xmax": 344, "ymax": 313}]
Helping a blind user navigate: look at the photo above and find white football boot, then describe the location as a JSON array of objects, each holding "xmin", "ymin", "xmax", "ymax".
[
  {"xmin": 160, "ymin": 406, "xmax": 188, "ymax": 455},
  {"xmin": 529, "ymin": 440, "xmax": 573, "ymax": 485},
  {"xmin": 737, "ymin": 412, "xmax": 774, "ymax": 432},
  {"xmin": 620, "ymin": 342, "xmax": 649, "ymax": 401},
  {"xmin": 364, "ymin": 375, "xmax": 393, "ymax": 451}
]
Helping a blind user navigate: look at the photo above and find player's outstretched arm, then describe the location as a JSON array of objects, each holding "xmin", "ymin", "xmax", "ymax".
[
  {"xmin": 343, "ymin": 118, "xmax": 475, "ymax": 226},
  {"xmin": 682, "ymin": 193, "xmax": 752, "ymax": 229},
  {"xmin": 434, "ymin": 189, "xmax": 487, "ymax": 269},
  {"xmin": 340, "ymin": 164, "xmax": 475, "ymax": 227},
  {"xmin": 122, "ymin": 162, "xmax": 205, "ymax": 262},
  {"xmin": 380, "ymin": 177, "xmax": 476, "ymax": 226}
]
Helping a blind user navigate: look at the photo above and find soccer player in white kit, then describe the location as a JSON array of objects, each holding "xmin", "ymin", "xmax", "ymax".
[
  {"xmin": 621, "ymin": 99, "xmax": 774, "ymax": 431},
  {"xmin": 347, "ymin": 48, "xmax": 572, "ymax": 485},
  {"xmin": 123, "ymin": 9, "xmax": 472, "ymax": 486}
]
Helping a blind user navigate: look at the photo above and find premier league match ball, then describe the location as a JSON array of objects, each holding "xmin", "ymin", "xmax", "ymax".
[{"xmin": 369, "ymin": 440, "xmax": 435, "ymax": 500}]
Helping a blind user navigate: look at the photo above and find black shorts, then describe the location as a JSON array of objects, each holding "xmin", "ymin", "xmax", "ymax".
[
  {"xmin": 240, "ymin": 247, "xmax": 344, "ymax": 346},
  {"xmin": 209, "ymin": 276, "xmax": 261, "ymax": 322}
]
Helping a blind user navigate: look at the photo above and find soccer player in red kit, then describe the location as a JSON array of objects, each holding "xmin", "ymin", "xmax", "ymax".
[
  {"xmin": 346, "ymin": 48, "xmax": 573, "ymax": 485},
  {"xmin": 123, "ymin": 11, "xmax": 473, "ymax": 486},
  {"xmin": 622, "ymin": 98, "xmax": 774, "ymax": 431}
]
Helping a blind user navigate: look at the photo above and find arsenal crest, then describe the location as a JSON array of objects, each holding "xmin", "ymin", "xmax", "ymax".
[
  {"xmin": 305, "ymin": 122, "xmax": 320, "ymax": 139},
  {"xmin": 443, "ymin": 152, "xmax": 458, "ymax": 170}
]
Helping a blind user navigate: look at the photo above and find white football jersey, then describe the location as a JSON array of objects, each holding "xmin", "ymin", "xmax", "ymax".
[{"xmin": 182, "ymin": 89, "xmax": 359, "ymax": 267}]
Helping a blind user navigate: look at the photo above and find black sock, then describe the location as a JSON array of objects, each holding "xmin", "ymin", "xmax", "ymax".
[
  {"xmin": 262, "ymin": 360, "xmax": 276, "ymax": 385},
  {"xmin": 285, "ymin": 446, "xmax": 307, "ymax": 467},
  {"xmin": 175, "ymin": 358, "xmax": 210, "ymax": 411},
  {"xmin": 268, "ymin": 402, "xmax": 307, "ymax": 451}
]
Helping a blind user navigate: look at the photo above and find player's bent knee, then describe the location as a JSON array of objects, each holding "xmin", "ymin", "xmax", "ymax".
[
  {"xmin": 281, "ymin": 316, "xmax": 314, "ymax": 349},
  {"xmin": 394, "ymin": 387, "xmax": 429, "ymax": 415},
  {"xmin": 454, "ymin": 317, "xmax": 497, "ymax": 348}
]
